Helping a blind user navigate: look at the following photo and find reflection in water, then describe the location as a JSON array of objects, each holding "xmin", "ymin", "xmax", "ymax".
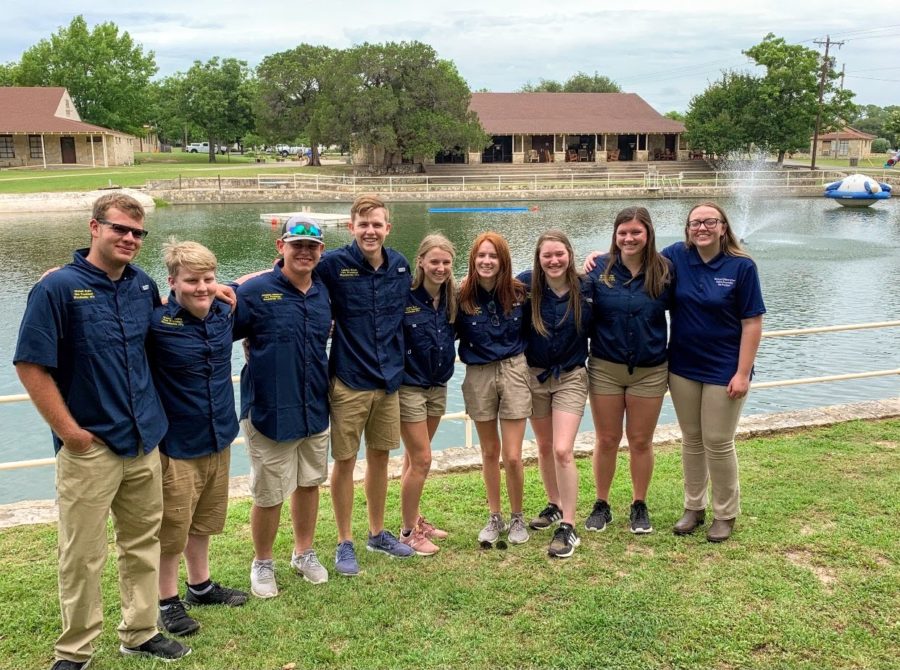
[{"xmin": 1, "ymin": 197, "xmax": 898, "ymax": 502}]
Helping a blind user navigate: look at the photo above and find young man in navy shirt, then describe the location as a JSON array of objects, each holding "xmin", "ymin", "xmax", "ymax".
[
  {"xmin": 14, "ymin": 194, "xmax": 190, "ymax": 669},
  {"xmin": 148, "ymin": 240, "xmax": 247, "ymax": 637},
  {"xmin": 315, "ymin": 194, "xmax": 415, "ymax": 575},
  {"xmin": 235, "ymin": 216, "xmax": 333, "ymax": 595}
]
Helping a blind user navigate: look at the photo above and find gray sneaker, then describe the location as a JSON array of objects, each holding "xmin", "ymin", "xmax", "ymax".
[
  {"xmin": 508, "ymin": 512, "xmax": 530, "ymax": 545},
  {"xmin": 250, "ymin": 558, "xmax": 278, "ymax": 599},
  {"xmin": 291, "ymin": 549, "xmax": 329, "ymax": 584},
  {"xmin": 477, "ymin": 513, "xmax": 508, "ymax": 544}
]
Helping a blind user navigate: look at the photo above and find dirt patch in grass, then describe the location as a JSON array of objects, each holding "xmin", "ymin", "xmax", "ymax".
[
  {"xmin": 625, "ymin": 543, "xmax": 655, "ymax": 558},
  {"xmin": 784, "ymin": 550, "xmax": 838, "ymax": 592},
  {"xmin": 873, "ymin": 440, "xmax": 897, "ymax": 449}
]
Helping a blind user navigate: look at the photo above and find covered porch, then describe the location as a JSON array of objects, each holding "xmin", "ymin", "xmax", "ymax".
[
  {"xmin": 0, "ymin": 131, "xmax": 134, "ymax": 168},
  {"xmin": 468, "ymin": 132, "xmax": 685, "ymax": 164}
]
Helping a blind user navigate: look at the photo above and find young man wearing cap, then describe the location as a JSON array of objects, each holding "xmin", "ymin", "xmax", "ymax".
[
  {"xmin": 315, "ymin": 194, "xmax": 415, "ymax": 576},
  {"xmin": 235, "ymin": 216, "xmax": 332, "ymax": 597},
  {"xmin": 148, "ymin": 239, "xmax": 247, "ymax": 637},
  {"xmin": 14, "ymin": 193, "xmax": 190, "ymax": 669}
]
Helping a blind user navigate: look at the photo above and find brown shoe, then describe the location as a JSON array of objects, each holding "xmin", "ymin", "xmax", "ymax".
[
  {"xmin": 706, "ymin": 518, "xmax": 735, "ymax": 543},
  {"xmin": 673, "ymin": 509, "xmax": 705, "ymax": 535}
]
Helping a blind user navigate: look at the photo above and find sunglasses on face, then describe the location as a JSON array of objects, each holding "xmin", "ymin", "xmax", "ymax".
[
  {"xmin": 687, "ymin": 218, "xmax": 722, "ymax": 230},
  {"xmin": 96, "ymin": 218, "xmax": 149, "ymax": 240}
]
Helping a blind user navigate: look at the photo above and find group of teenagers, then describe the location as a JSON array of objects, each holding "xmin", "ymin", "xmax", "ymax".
[{"xmin": 14, "ymin": 191, "xmax": 764, "ymax": 670}]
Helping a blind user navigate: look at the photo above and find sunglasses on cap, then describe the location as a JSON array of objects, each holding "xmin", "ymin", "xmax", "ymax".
[{"xmin": 285, "ymin": 223, "xmax": 322, "ymax": 238}]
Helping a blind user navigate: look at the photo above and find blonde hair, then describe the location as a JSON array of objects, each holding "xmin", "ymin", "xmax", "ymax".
[
  {"xmin": 602, "ymin": 206, "xmax": 671, "ymax": 299},
  {"xmin": 412, "ymin": 233, "xmax": 458, "ymax": 324},
  {"xmin": 459, "ymin": 232, "xmax": 525, "ymax": 315},
  {"xmin": 684, "ymin": 202, "xmax": 750, "ymax": 259},
  {"xmin": 92, "ymin": 193, "xmax": 145, "ymax": 222},
  {"xmin": 350, "ymin": 193, "xmax": 389, "ymax": 222},
  {"xmin": 162, "ymin": 237, "xmax": 218, "ymax": 277},
  {"xmin": 531, "ymin": 230, "xmax": 583, "ymax": 339}
]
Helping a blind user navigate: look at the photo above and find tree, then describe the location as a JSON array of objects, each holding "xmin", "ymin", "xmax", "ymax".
[
  {"xmin": 12, "ymin": 15, "xmax": 157, "ymax": 134},
  {"xmin": 853, "ymin": 104, "xmax": 900, "ymax": 148},
  {"xmin": 178, "ymin": 58, "xmax": 255, "ymax": 162},
  {"xmin": 255, "ymin": 45, "xmax": 341, "ymax": 167},
  {"xmin": 886, "ymin": 110, "xmax": 900, "ymax": 148},
  {"xmin": 521, "ymin": 71, "xmax": 621, "ymax": 93},
  {"xmin": 664, "ymin": 110, "xmax": 686, "ymax": 122},
  {"xmin": 684, "ymin": 72, "xmax": 763, "ymax": 157},
  {"xmin": 340, "ymin": 42, "xmax": 489, "ymax": 168},
  {"xmin": 743, "ymin": 34, "xmax": 856, "ymax": 165}
]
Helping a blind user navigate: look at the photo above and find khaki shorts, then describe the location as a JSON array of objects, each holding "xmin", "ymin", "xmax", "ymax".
[
  {"xmin": 462, "ymin": 353, "xmax": 532, "ymax": 422},
  {"xmin": 529, "ymin": 366, "xmax": 588, "ymax": 418},
  {"xmin": 329, "ymin": 377, "xmax": 401, "ymax": 460},
  {"xmin": 588, "ymin": 356, "xmax": 668, "ymax": 398},
  {"xmin": 159, "ymin": 449, "xmax": 231, "ymax": 555},
  {"xmin": 399, "ymin": 384, "xmax": 448, "ymax": 423},
  {"xmin": 243, "ymin": 418, "xmax": 329, "ymax": 507}
]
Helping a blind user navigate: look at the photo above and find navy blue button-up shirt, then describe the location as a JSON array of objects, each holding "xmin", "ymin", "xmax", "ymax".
[
  {"xmin": 662, "ymin": 243, "xmax": 766, "ymax": 386},
  {"xmin": 588, "ymin": 254, "xmax": 672, "ymax": 373},
  {"xmin": 456, "ymin": 284, "xmax": 527, "ymax": 365},
  {"xmin": 316, "ymin": 241, "xmax": 411, "ymax": 392},
  {"xmin": 13, "ymin": 249, "xmax": 167, "ymax": 455},
  {"xmin": 234, "ymin": 261, "xmax": 331, "ymax": 441},
  {"xmin": 148, "ymin": 296, "xmax": 239, "ymax": 459},
  {"xmin": 518, "ymin": 271, "xmax": 591, "ymax": 382},
  {"xmin": 402, "ymin": 284, "xmax": 456, "ymax": 388}
]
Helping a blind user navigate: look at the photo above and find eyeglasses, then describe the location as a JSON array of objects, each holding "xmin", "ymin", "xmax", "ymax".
[
  {"xmin": 486, "ymin": 300, "xmax": 500, "ymax": 327},
  {"xmin": 96, "ymin": 218, "xmax": 149, "ymax": 240},
  {"xmin": 687, "ymin": 218, "xmax": 722, "ymax": 230},
  {"xmin": 286, "ymin": 223, "xmax": 322, "ymax": 238}
]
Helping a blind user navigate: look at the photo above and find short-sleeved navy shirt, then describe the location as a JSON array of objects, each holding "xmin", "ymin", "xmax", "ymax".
[
  {"xmin": 402, "ymin": 283, "xmax": 456, "ymax": 388},
  {"xmin": 455, "ymin": 283, "xmax": 527, "ymax": 365},
  {"xmin": 316, "ymin": 241, "xmax": 411, "ymax": 392},
  {"xmin": 662, "ymin": 243, "xmax": 766, "ymax": 386},
  {"xmin": 148, "ymin": 296, "xmax": 238, "ymax": 459},
  {"xmin": 234, "ymin": 261, "xmax": 331, "ymax": 441},
  {"xmin": 13, "ymin": 249, "xmax": 167, "ymax": 455},
  {"xmin": 518, "ymin": 270, "xmax": 591, "ymax": 381},
  {"xmin": 587, "ymin": 254, "xmax": 672, "ymax": 373}
]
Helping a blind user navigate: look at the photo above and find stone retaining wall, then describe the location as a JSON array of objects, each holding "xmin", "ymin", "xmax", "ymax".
[{"xmin": 1, "ymin": 399, "xmax": 895, "ymax": 529}]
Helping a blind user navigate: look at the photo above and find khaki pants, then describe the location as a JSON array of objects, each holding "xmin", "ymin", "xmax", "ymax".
[
  {"xmin": 668, "ymin": 373, "xmax": 745, "ymax": 520},
  {"xmin": 54, "ymin": 443, "xmax": 163, "ymax": 663}
]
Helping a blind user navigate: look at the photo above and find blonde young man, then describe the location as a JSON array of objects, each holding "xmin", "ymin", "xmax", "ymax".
[
  {"xmin": 147, "ymin": 240, "xmax": 246, "ymax": 637},
  {"xmin": 14, "ymin": 194, "xmax": 190, "ymax": 669},
  {"xmin": 315, "ymin": 194, "xmax": 415, "ymax": 575}
]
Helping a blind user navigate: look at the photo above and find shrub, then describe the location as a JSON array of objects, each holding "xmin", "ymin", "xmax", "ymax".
[{"xmin": 872, "ymin": 137, "xmax": 891, "ymax": 153}]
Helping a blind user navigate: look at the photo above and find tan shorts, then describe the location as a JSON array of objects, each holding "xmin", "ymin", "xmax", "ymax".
[
  {"xmin": 159, "ymin": 449, "xmax": 231, "ymax": 555},
  {"xmin": 462, "ymin": 353, "xmax": 532, "ymax": 422},
  {"xmin": 399, "ymin": 384, "xmax": 448, "ymax": 423},
  {"xmin": 529, "ymin": 366, "xmax": 588, "ymax": 418},
  {"xmin": 329, "ymin": 377, "xmax": 401, "ymax": 460},
  {"xmin": 243, "ymin": 419, "xmax": 329, "ymax": 507},
  {"xmin": 588, "ymin": 356, "xmax": 668, "ymax": 398}
]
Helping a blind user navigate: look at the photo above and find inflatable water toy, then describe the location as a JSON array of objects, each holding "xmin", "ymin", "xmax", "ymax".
[{"xmin": 823, "ymin": 173, "xmax": 892, "ymax": 207}]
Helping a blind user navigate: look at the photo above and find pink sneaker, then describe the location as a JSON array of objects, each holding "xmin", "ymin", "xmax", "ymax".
[
  {"xmin": 417, "ymin": 515, "xmax": 448, "ymax": 540},
  {"xmin": 400, "ymin": 527, "xmax": 439, "ymax": 556}
]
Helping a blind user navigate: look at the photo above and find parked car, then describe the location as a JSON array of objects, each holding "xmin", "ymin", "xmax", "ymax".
[
  {"xmin": 274, "ymin": 144, "xmax": 309, "ymax": 157},
  {"xmin": 187, "ymin": 142, "xmax": 228, "ymax": 154}
]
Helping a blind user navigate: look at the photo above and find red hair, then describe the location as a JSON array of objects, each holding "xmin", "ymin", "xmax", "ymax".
[{"xmin": 459, "ymin": 231, "xmax": 525, "ymax": 315}]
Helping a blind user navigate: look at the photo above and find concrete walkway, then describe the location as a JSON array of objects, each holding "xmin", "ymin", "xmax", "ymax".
[{"xmin": 1, "ymin": 399, "xmax": 896, "ymax": 529}]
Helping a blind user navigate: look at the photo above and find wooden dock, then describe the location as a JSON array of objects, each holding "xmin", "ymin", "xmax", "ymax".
[{"xmin": 259, "ymin": 210, "xmax": 350, "ymax": 227}]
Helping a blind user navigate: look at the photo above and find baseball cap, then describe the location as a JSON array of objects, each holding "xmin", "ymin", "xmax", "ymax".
[{"xmin": 280, "ymin": 215, "xmax": 324, "ymax": 244}]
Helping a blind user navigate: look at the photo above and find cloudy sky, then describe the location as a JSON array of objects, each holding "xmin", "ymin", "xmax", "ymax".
[{"xmin": 3, "ymin": 0, "xmax": 898, "ymax": 112}]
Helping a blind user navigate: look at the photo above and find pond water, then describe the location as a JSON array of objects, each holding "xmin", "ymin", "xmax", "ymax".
[{"xmin": 1, "ymin": 197, "xmax": 898, "ymax": 503}]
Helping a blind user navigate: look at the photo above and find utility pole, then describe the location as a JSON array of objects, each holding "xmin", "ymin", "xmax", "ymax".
[{"xmin": 810, "ymin": 36, "xmax": 844, "ymax": 170}]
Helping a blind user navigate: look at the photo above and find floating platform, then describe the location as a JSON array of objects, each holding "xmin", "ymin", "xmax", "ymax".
[
  {"xmin": 259, "ymin": 211, "xmax": 350, "ymax": 227},
  {"xmin": 427, "ymin": 207, "xmax": 532, "ymax": 213},
  {"xmin": 823, "ymin": 174, "xmax": 892, "ymax": 208}
]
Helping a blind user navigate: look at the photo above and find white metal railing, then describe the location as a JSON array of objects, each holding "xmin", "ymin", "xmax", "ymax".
[
  {"xmin": 1, "ymin": 320, "xmax": 898, "ymax": 472},
  {"xmin": 152, "ymin": 168, "xmax": 900, "ymax": 195}
]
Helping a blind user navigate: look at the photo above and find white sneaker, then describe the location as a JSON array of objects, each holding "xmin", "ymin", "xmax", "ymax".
[
  {"xmin": 250, "ymin": 558, "xmax": 278, "ymax": 598},
  {"xmin": 291, "ymin": 549, "xmax": 329, "ymax": 584},
  {"xmin": 508, "ymin": 512, "xmax": 530, "ymax": 545}
]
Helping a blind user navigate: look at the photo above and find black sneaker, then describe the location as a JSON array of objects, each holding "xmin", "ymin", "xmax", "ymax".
[
  {"xmin": 184, "ymin": 581, "xmax": 248, "ymax": 607},
  {"xmin": 584, "ymin": 499, "xmax": 612, "ymax": 532},
  {"xmin": 159, "ymin": 599, "xmax": 200, "ymax": 637},
  {"xmin": 50, "ymin": 661, "xmax": 90, "ymax": 670},
  {"xmin": 630, "ymin": 500, "xmax": 653, "ymax": 534},
  {"xmin": 548, "ymin": 522, "xmax": 581, "ymax": 558},
  {"xmin": 529, "ymin": 502, "xmax": 562, "ymax": 530},
  {"xmin": 120, "ymin": 633, "xmax": 191, "ymax": 661}
]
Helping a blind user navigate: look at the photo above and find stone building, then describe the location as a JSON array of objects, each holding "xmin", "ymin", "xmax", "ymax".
[{"xmin": 809, "ymin": 127, "xmax": 876, "ymax": 160}]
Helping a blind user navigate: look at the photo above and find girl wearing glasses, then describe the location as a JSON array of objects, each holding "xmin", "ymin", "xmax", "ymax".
[
  {"xmin": 398, "ymin": 234, "xmax": 458, "ymax": 556},
  {"xmin": 662, "ymin": 202, "xmax": 765, "ymax": 543},
  {"xmin": 457, "ymin": 232, "xmax": 531, "ymax": 547},
  {"xmin": 518, "ymin": 230, "xmax": 591, "ymax": 558},
  {"xmin": 584, "ymin": 207, "xmax": 672, "ymax": 537}
]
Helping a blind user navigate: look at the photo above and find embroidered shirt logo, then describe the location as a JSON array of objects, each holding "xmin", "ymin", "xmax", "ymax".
[
  {"xmin": 340, "ymin": 268, "xmax": 359, "ymax": 278},
  {"xmin": 398, "ymin": 267, "xmax": 407, "ymax": 273},
  {"xmin": 72, "ymin": 289, "xmax": 94, "ymax": 300},
  {"xmin": 160, "ymin": 315, "xmax": 184, "ymax": 327},
  {"xmin": 714, "ymin": 277, "xmax": 736, "ymax": 288},
  {"xmin": 141, "ymin": 284, "xmax": 150, "ymax": 291},
  {"xmin": 261, "ymin": 293, "xmax": 283, "ymax": 302},
  {"xmin": 405, "ymin": 305, "xmax": 421, "ymax": 314}
]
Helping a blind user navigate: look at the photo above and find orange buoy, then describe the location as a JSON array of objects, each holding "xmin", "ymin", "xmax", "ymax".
[
  {"xmin": 530, "ymin": 206, "xmax": 540, "ymax": 212},
  {"xmin": 271, "ymin": 217, "xmax": 278, "ymax": 228}
]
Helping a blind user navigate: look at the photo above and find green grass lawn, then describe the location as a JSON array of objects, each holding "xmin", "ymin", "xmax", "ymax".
[
  {"xmin": 0, "ymin": 152, "xmax": 353, "ymax": 194},
  {"xmin": 1, "ymin": 420, "xmax": 897, "ymax": 670}
]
